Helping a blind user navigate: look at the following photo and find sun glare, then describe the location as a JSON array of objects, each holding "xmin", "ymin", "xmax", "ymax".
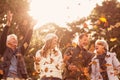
[{"xmin": 29, "ymin": 0, "xmax": 103, "ymax": 29}]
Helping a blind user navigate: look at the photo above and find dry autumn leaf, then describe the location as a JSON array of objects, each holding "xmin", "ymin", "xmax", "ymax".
[
  {"xmin": 50, "ymin": 58, "xmax": 54, "ymax": 63},
  {"xmin": 110, "ymin": 38, "xmax": 117, "ymax": 42},
  {"xmin": 99, "ymin": 17, "xmax": 107, "ymax": 23},
  {"xmin": 90, "ymin": 61, "xmax": 97, "ymax": 65},
  {"xmin": 29, "ymin": 48, "xmax": 35, "ymax": 53},
  {"xmin": 23, "ymin": 42, "xmax": 28, "ymax": 49},
  {"xmin": 45, "ymin": 67, "xmax": 48, "ymax": 72}
]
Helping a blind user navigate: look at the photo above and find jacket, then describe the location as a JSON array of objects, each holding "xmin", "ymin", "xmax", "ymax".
[
  {"xmin": 91, "ymin": 52, "xmax": 120, "ymax": 80},
  {"xmin": 63, "ymin": 46, "xmax": 94, "ymax": 80},
  {"xmin": 0, "ymin": 25, "xmax": 33, "ymax": 79}
]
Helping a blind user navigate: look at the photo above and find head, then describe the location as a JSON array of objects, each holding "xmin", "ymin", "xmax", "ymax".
[
  {"xmin": 41, "ymin": 33, "xmax": 58, "ymax": 57},
  {"xmin": 78, "ymin": 33, "xmax": 89, "ymax": 49},
  {"xmin": 44, "ymin": 33, "xmax": 58, "ymax": 49},
  {"xmin": 95, "ymin": 39, "xmax": 108, "ymax": 54},
  {"xmin": 6, "ymin": 34, "xmax": 18, "ymax": 50}
]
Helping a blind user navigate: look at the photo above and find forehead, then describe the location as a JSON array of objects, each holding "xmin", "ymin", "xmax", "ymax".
[{"xmin": 79, "ymin": 35, "xmax": 88, "ymax": 40}]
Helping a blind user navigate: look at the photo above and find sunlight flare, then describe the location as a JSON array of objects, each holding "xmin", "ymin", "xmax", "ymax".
[{"xmin": 29, "ymin": 0, "xmax": 103, "ymax": 29}]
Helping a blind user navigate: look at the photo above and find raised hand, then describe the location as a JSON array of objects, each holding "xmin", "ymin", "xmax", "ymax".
[{"xmin": 6, "ymin": 10, "xmax": 13, "ymax": 26}]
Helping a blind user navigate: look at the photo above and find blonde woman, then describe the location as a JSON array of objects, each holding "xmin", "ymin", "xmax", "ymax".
[
  {"xmin": 91, "ymin": 39, "xmax": 120, "ymax": 80},
  {"xmin": 34, "ymin": 33, "xmax": 63, "ymax": 80}
]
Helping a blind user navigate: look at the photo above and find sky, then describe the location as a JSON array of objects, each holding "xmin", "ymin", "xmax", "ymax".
[{"xmin": 29, "ymin": 0, "xmax": 104, "ymax": 29}]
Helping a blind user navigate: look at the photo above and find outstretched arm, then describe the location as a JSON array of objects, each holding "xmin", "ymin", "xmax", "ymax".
[{"xmin": 0, "ymin": 11, "xmax": 13, "ymax": 56}]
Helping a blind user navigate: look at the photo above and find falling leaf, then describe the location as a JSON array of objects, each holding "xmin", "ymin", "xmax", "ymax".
[
  {"xmin": 105, "ymin": 63, "xmax": 112, "ymax": 66},
  {"xmin": 55, "ymin": 64, "xmax": 60, "ymax": 70},
  {"xmin": 45, "ymin": 67, "xmax": 48, "ymax": 72},
  {"xmin": 19, "ymin": 35, "xmax": 24, "ymax": 40},
  {"xmin": 72, "ymin": 42, "xmax": 77, "ymax": 47},
  {"xmin": 50, "ymin": 58, "xmax": 54, "ymax": 63},
  {"xmin": 78, "ymin": 54, "xmax": 82, "ymax": 58},
  {"xmin": 99, "ymin": 17, "xmax": 107, "ymax": 23},
  {"xmin": 23, "ymin": 42, "xmax": 28, "ymax": 49},
  {"xmin": 28, "ymin": 48, "xmax": 35, "ymax": 53},
  {"xmin": 107, "ymin": 27, "xmax": 112, "ymax": 31},
  {"xmin": 93, "ymin": 25, "xmax": 98, "ymax": 29},
  {"xmin": 90, "ymin": 61, "xmax": 97, "ymax": 65},
  {"xmin": 50, "ymin": 70, "xmax": 53, "ymax": 72},
  {"xmin": 110, "ymin": 38, "xmax": 117, "ymax": 42}
]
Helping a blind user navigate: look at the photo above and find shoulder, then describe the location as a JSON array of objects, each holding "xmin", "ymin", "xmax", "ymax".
[{"xmin": 107, "ymin": 51, "xmax": 116, "ymax": 57}]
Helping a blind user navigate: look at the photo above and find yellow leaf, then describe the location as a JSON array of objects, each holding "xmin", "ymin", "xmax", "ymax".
[
  {"xmin": 99, "ymin": 17, "xmax": 107, "ymax": 23},
  {"xmin": 23, "ymin": 42, "xmax": 28, "ymax": 49},
  {"xmin": 29, "ymin": 48, "xmax": 35, "ymax": 53},
  {"xmin": 107, "ymin": 27, "xmax": 112, "ymax": 31},
  {"xmin": 72, "ymin": 42, "xmax": 77, "ymax": 47},
  {"xmin": 19, "ymin": 36, "xmax": 24, "ymax": 40},
  {"xmin": 110, "ymin": 38, "xmax": 117, "ymax": 42},
  {"xmin": 93, "ymin": 25, "xmax": 98, "ymax": 29}
]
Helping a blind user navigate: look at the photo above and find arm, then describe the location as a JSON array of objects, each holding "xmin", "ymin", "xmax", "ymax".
[
  {"xmin": 0, "ymin": 11, "xmax": 13, "ymax": 56},
  {"xmin": 56, "ymin": 49, "xmax": 64, "ymax": 70},
  {"xmin": 0, "ymin": 26, "xmax": 9, "ymax": 56},
  {"xmin": 112, "ymin": 52, "xmax": 120, "ymax": 71},
  {"xmin": 63, "ymin": 47, "xmax": 73, "ymax": 66},
  {"xmin": 34, "ymin": 50, "xmax": 41, "ymax": 73}
]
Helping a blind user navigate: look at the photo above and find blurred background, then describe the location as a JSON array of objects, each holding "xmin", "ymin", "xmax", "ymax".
[{"xmin": 0, "ymin": 0, "xmax": 120, "ymax": 79}]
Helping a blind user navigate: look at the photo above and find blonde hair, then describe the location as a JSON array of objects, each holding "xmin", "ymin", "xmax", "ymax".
[{"xmin": 41, "ymin": 33, "xmax": 58, "ymax": 57}]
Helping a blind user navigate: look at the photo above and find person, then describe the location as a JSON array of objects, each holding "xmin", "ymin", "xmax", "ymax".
[
  {"xmin": 91, "ymin": 39, "xmax": 120, "ymax": 80},
  {"xmin": 34, "ymin": 33, "xmax": 63, "ymax": 80},
  {"xmin": 0, "ymin": 11, "xmax": 33, "ymax": 80},
  {"xmin": 63, "ymin": 33, "xmax": 94, "ymax": 80}
]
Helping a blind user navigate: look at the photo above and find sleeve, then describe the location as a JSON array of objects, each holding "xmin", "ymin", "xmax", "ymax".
[
  {"xmin": 34, "ymin": 50, "xmax": 41, "ymax": 73},
  {"xmin": 20, "ymin": 28, "xmax": 33, "ymax": 55},
  {"xmin": 56, "ymin": 50, "xmax": 64, "ymax": 71},
  {"xmin": 63, "ymin": 47, "xmax": 73, "ymax": 65},
  {"xmin": 112, "ymin": 52, "xmax": 120, "ymax": 72},
  {"xmin": 0, "ymin": 25, "xmax": 9, "ymax": 56}
]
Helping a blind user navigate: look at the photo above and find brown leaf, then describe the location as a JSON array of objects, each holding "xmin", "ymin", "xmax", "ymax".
[
  {"xmin": 78, "ymin": 54, "xmax": 82, "ymax": 58},
  {"xmin": 105, "ymin": 63, "xmax": 112, "ymax": 66},
  {"xmin": 55, "ymin": 64, "xmax": 60, "ymax": 70},
  {"xmin": 45, "ymin": 67, "xmax": 48, "ymax": 72},
  {"xmin": 90, "ymin": 61, "xmax": 97, "ymax": 65},
  {"xmin": 23, "ymin": 42, "xmax": 28, "ymax": 49},
  {"xmin": 50, "ymin": 58, "xmax": 54, "ymax": 63}
]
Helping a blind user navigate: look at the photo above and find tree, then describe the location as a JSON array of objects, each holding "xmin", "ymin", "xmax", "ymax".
[
  {"xmin": 0, "ymin": 0, "xmax": 36, "ymax": 79},
  {"xmin": 89, "ymin": 0, "xmax": 120, "ymax": 60}
]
